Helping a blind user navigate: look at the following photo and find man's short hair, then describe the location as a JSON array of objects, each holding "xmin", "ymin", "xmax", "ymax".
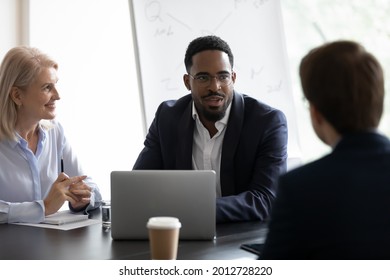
[
  {"xmin": 300, "ymin": 40, "xmax": 384, "ymax": 134},
  {"xmin": 184, "ymin": 35, "xmax": 234, "ymax": 73}
]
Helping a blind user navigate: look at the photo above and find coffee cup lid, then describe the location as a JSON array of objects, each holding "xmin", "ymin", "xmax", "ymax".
[{"xmin": 146, "ymin": 216, "xmax": 182, "ymax": 229}]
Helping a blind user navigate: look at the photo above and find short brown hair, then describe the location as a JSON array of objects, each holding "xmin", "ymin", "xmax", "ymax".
[{"xmin": 299, "ymin": 40, "xmax": 384, "ymax": 134}]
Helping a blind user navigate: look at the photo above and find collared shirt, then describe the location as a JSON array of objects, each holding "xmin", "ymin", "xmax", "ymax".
[
  {"xmin": 0, "ymin": 120, "xmax": 101, "ymax": 224},
  {"xmin": 191, "ymin": 102, "xmax": 232, "ymax": 197}
]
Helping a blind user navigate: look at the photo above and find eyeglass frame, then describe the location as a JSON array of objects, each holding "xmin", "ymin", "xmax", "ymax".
[{"xmin": 187, "ymin": 71, "xmax": 234, "ymax": 87}]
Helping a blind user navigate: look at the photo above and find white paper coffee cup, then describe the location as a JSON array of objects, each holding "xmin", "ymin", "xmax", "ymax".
[{"xmin": 146, "ymin": 217, "xmax": 181, "ymax": 260}]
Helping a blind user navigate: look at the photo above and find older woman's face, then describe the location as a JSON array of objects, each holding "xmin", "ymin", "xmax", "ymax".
[{"xmin": 17, "ymin": 67, "xmax": 60, "ymax": 122}]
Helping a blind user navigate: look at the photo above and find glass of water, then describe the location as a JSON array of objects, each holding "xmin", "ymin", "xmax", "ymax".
[{"xmin": 101, "ymin": 200, "xmax": 111, "ymax": 229}]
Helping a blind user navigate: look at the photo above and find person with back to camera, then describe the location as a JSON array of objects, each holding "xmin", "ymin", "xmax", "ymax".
[
  {"xmin": 0, "ymin": 46, "xmax": 102, "ymax": 224},
  {"xmin": 133, "ymin": 35, "xmax": 288, "ymax": 223},
  {"xmin": 261, "ymin": 40, "xmax": 390, "ymax": 259}
]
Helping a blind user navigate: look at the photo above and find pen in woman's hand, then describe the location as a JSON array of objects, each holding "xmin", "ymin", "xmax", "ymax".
[{"xmin": 61, "ymin": 158, "xmax": 64, "ymax": 173}]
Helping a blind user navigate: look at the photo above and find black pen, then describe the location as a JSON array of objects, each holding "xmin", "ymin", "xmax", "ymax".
[{"xmin": 61, "ymin": 158, "xmax": 64, "ymax": 173}]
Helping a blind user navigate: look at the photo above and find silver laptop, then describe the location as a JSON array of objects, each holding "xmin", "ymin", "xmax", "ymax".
[{"xmin": 110, "ymin": 170, "xmax": 216, "ymax": 240}]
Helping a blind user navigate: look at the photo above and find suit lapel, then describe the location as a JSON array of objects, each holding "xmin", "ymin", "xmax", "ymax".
[
  {"xmin": 176, "ymin": 101, "xmax": 194, "ymax": 169},
  {"xmin": 220, "ymin": 92, "xmax": 244, "ymax": 195}
]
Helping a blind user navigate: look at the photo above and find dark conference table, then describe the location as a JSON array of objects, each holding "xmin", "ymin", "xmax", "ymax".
[{"xmin": 0, "ymin": 210, "xmax": 267, "ymax": 260}]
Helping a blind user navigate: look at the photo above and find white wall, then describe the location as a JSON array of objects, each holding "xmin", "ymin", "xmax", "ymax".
[
  {"xmin": 0, "ymin": 0, "xmax": 20, "ymax": 58},
  {"xmin": 28, "ymin": 0, "xmax": 144, "ymax": 200}
]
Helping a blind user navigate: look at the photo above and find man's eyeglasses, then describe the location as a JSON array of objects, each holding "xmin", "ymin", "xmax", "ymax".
[{"xmin": 188, "ymin": 73, "xmax": 233, "ymax": 87}]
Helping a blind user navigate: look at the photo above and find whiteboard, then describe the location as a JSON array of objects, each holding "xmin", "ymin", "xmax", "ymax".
[{"xmin": 129, "ymin": 0, "xmax": 301, "ymax": 158}]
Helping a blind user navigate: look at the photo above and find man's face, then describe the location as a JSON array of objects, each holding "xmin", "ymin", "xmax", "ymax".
[{"xmin": 183, "ymin": 50, "xmax": 236, "ymax": 122}]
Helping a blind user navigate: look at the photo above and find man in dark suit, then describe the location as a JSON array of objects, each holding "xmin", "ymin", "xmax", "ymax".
[
  {"xmin": 133, "ymin": 35, "xmax": 288, "ymax": 223},
  {"xmin": 261, "ymin": 40, "xmax": 390, "ymax": 259}
]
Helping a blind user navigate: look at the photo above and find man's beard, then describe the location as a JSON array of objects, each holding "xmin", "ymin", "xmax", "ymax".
[
  {"xmin": 194, "ymin": 91, "xmax": 232, "ymax": 122},
  {"xmin": 201, "ymin": 106, "xmax": 226, "ymax": 122}
]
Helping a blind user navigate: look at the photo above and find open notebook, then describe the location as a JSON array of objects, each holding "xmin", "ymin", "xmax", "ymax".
[{"xmin": 43, "ymin": 210, "xmax": 89, "ymax": 225}]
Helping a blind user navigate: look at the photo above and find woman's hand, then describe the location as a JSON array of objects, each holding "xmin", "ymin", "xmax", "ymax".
[
  {"xmin": 44, "ymin": 173, "xmax": 88, "ymax": 216},
  {"xmin": 68, "ymin": 177, "xmax": 93, "ymax": 211}
]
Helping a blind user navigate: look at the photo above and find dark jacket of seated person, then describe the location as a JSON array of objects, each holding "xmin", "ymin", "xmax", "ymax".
[
  {"xmin": 261, "ymin": 40, "xmax": 390, "ymax": 259},
  {"xmin": 133, "ymin": 92, "xmax": 287, "ymax": 224},
  {"xmin": 133, "ymin": 35, "xmax": 287, "ymax": 224}
]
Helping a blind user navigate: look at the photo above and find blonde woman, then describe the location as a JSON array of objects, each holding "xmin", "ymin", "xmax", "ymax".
[{"xmin": 0, "ymin": 46, "xmax": 101, "ymax": 224}]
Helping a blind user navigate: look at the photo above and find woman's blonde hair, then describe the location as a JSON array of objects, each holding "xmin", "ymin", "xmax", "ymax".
[{"xmin": 0, "ymin": 46, "xmax": 58, "ymax": 141}]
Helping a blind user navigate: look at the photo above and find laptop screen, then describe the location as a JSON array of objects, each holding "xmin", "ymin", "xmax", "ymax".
[{"xmin": 110, "ymin": 170, "xmax": 216, "ymax": 240}]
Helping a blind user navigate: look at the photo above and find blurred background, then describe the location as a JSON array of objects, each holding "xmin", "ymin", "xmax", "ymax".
[{"xmin": 1, "ymin": 0, "xmax": 389, "ymax": 200}]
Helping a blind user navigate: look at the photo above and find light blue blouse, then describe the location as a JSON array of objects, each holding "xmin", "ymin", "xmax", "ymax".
[{"xmin": 0, "ymin": 120, "xmax": 102, "ymax": 223}]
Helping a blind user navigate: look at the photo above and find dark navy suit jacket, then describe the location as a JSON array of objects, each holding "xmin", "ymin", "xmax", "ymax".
[
  {"xmin": 261, "ymin": 132, "xmax": 390, "ymax": 259},
  {"xmin": 133, "ymin": 92, "xmax": 288, "ymax": 223}
]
